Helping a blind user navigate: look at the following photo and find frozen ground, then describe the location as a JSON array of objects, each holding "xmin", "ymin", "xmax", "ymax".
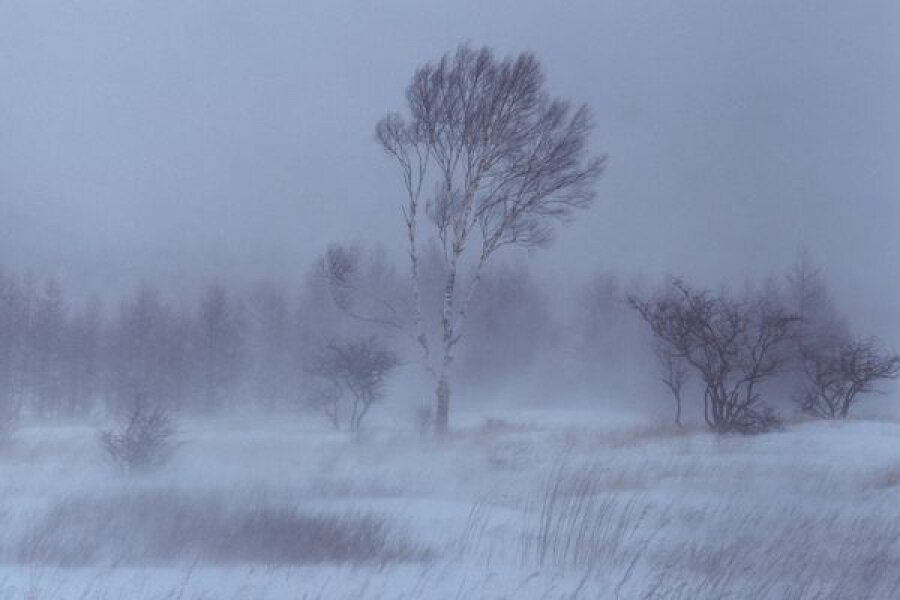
[{"xmin": 1, "ymin": 408, "xmax": 899, "ymax": 599}]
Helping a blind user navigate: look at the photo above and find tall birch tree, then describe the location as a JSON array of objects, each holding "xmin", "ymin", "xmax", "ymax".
[{"xmin": 375, "ymin": 44, "xmax": 604, "ymax": 433}]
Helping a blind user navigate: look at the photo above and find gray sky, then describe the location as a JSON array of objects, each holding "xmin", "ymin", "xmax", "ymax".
[{"xmin": 1, "ymin": 0, "xmax": 898, "ymax": 339}]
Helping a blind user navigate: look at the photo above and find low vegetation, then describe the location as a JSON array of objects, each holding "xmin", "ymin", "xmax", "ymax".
[
  {"xmin": 98, "ymin": 401, "xmax": 178, "ymax": 473},
  {"xmin": 17, "ymin": 490, "xmax": 429, "ymax": 567},
  {"xmin": 1, "ymin": 416, "xmax": 899, "ymax": 598}
]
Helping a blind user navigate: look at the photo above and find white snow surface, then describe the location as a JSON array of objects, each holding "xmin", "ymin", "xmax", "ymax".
[{"xmin": 1, "ymin": 408, "xmax": 899, "ymax": 599}]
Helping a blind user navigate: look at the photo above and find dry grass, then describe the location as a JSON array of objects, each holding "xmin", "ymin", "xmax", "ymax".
[
  {"xmin": 521, "ymin": 463, "xmax": 661, "ymax": 571},
  {"xmin": 3, "ymin": 415, "xmax": 900, "ymax": 599},
  {"xmin": 16, "ymin": 490, "xmax": 431, "ymax": 567},
  {"xmin": 511, "ymin": 456, "xmax": 900, "ymax": 599}
]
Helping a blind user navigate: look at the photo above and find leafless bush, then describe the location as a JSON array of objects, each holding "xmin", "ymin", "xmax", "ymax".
[
  {"xmin": 98, "ymin": 401, "xmax": 177, "ymax": 473},
  {"xmin": 17, "ymin": 490, "xmax": 430, "ymax": 566},
  {"xmin": 630, "ymin": 278, "xmax": 797, "ymax": 434},
  {"xmin": 305, "ymin": 336, "xmax": 399, "ymax": 431},
  {"xmin": 798, "ymin": 335, "xmax": 900, "ymax": 419}
]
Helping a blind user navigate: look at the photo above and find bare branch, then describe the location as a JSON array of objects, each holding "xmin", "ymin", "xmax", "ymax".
[
  {"xmin": 630, "ymin": 278, "xmax": 797, "ymax": 434},
  {"xmin": 378, "ymin": 43, "xmax": 603, "ymax": 433}
]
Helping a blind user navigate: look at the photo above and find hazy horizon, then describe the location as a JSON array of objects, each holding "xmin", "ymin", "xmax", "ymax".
[{"xmin": 2, "ymin": 0, "xmax": 898, "ymax": 341}]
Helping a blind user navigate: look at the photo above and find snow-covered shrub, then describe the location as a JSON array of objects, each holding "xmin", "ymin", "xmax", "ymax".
[{"xmin": 98, "ymin": 402, "xmax": 177, "ymax": 473}]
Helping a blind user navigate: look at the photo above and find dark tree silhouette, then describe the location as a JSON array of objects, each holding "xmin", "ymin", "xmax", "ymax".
[
  {"xmin": 376, "ymin": 43, "xmax": 604, "ymax": 433},
  {"xmin": 630, "ymin": 278, "xmax": 797, "ymax": 434},
  {"xmin": 306, "ymin": 336, "xmax": 399, "ymax": 432},
  {"xmin": 798, "ymin": 336, "xmax": 900, "ymax": 419},
  {"xmin": 98, "ymin": 397, "xmax": 177, "ymax": 473}
]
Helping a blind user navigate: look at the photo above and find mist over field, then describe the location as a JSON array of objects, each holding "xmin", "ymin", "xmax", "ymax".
[{"xmin": 0, "ymin": 1, "xmax": 899, "ymax": 598}]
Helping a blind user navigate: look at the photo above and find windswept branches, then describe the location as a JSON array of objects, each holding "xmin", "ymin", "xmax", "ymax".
[
  {"xmin": 377, "ymin": 43, "xmax": 603, "ymax": 433},
  {"xmin": 305, "ymin": 336, "xmax": 399, "ymax": 432},
  {"xmin": 783, "ymin": 252, "xmax": 899, "ymax": 419},
  {"xmin": 379, "ymin": 45, "xmax": 603, "ymax": 263},
  {"xmin": 630, "ymin": 278, "xmax": 798, "ymax": 434},
  {"xmin": 318, "ymin": 244, "xmax": 410, "ymax": 334},
  {"xmin": 98, "ymin": 397, "xmax": 177, "ymax": 473},
  {"xmin": 798, "ymin": 336, "xmax": 900, "ymax": 419}
]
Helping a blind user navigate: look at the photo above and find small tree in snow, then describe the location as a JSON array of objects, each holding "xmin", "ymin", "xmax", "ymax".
[
  {"xmin": 798, "ymin": 336, "xmax": 900, "ymax": 419},
  {"xmin": 306, "ymin": 336, "xmax": 399, "ymax": 432},
  {"xmin": 98, "ymin": 395, "xmax": 177, "ymax": 473},
  {"xmin": 630, "ymin": 278, "xmax": 797, "ymax": 434}
]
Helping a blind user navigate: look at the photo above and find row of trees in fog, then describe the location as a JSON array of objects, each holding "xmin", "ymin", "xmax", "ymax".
[
  {"xmin": 0, "ymin": 248, "xmax": 894, "ymax": 436},
  {"xmin": 0, "ymin": 274, "xmax": 248, "ymax": 418},
  {"xmin": 0, "ymin": 252, "xmax": 572, "ymax": 426}
]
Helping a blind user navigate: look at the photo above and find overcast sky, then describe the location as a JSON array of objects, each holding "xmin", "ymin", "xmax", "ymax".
[{"xmin": 1, "ymin": 1, "xmax": 898, "ymax": 339}]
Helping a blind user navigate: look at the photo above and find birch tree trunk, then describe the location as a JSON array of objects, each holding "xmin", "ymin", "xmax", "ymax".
[{"xmin": 376, "ymin": 44, "xmax": 603, "ymax": 434}]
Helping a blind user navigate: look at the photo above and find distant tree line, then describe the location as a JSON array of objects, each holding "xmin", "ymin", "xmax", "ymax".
[
  {"xmin": 0, "ymin": 271, "xmax": 317, "ymax": 420},
  {"xmin": 0, "ymin": 246, "xmax": 894, "ymax": 437},
  {"xmin": 0, "ymin": 253, "xmax": 564, "ymax": 430}
]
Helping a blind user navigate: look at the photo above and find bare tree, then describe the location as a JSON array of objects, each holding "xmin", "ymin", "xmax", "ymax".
[
  {"xmin": 306, "ymin": 336, "xmax": 399, "ymax": 432},
  {"xmin": 630, "ymin": 278, "xmax": 798, "ymax": 434},
  {"xmin": 376, "ymin": 44, "xmax": 604, "ymax": 433},
  {"xmin": 798, "ymin": 336, "xmax": 900, "ymax": 419}
]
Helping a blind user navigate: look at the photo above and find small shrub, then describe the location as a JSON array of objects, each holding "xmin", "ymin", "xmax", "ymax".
[
  {"xmin": 798, "ymin": 336, "xmax": 900, "ymax": 419},
  {"xmin": 98, "ymin": 403, "xmax": 177, "ymax": 473},
  {"xmin": 630, "ymin": 278, "xmax": 796, "ymax": 435},
  {"xmin": 305, "ymin": 336, "xmax": 399, "ymax": 432}
]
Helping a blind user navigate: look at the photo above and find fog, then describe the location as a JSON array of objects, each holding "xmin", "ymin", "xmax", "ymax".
[
  {"xmin": 1, "ymin": 3, "xmax": 900, "ymax": 597},
  {"xmin": 1, "ymin": 1, "xmax": 897, "ymax": 339}
]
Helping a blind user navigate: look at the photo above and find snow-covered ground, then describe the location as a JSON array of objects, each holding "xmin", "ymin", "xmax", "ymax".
[{"xmin": 1, "ymin": 408, "xmax": 899, "ymax": 599}]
